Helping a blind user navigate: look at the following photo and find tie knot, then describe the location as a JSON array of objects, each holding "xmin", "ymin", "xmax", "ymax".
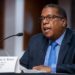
[{"xmin": 51, "ymin": 42, "xmax": 58, "ymax": 49}]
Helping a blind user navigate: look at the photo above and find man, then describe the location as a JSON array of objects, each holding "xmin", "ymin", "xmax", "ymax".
[{"xmin": 20, "ymin": 4, "xmax": 75, "ymax": 73}]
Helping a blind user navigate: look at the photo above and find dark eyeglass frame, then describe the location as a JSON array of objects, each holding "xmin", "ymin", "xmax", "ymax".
[{"xmin": 40, "ymin": 15, "xmax": 64, "ymax": 21}]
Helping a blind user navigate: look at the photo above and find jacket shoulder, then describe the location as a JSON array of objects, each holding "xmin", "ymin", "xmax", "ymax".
[
  {"xmin": 28, "ymin": 33, "xmax": 47, "ymax": 47},
  {"xmin": 66, "ymin": 28, "xmax": 75, "ymax": 43},
  {"xmin": 29, "ymin": 33, "xmax": 45, "ymax": 42}
]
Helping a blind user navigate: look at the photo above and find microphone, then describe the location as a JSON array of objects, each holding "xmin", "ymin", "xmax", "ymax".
[
  {"xmin": 15, "ymin": 33, "xmax": 23, "ymax": 36},
  {"xmin": 0, "ymin": 33, "xmax": 23, "ymax": 42}
]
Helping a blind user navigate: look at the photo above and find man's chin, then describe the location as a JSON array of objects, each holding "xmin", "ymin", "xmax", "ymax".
[{"xmin": 44, "ymin": 35, "xmax": 52, "ymax": 39}]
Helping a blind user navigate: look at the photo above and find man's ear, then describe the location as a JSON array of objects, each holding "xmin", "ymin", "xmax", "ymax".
[{"xmin": 62, "ymin": 19, "xmax": 67, "ymax": 27}]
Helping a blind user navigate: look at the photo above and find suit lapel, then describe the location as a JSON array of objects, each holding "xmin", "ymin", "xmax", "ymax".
[
  {"xmin": 57, "ymin": 42, "xmax": 69, "ymax": 64},
  {"xmin": 57, "ymin": 28, "xmax": 72, "ymax": 65},
  {"xmin": 39, "ymin": 36, "xmax": 49, "ymax": 64}
]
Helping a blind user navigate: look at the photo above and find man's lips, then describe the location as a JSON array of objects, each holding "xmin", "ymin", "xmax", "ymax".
[{"xmin": 43, "ymin": 27, "xmax": 51, "ymax": 33}]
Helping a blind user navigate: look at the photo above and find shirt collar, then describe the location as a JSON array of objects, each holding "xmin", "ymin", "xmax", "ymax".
[
  {"xmin": 55, "ymin": 31, "xmax": 66, "ymax": 46},
  {"xmin": 49, "ymin": 30, "xmax": 66, "ymax": 46}
]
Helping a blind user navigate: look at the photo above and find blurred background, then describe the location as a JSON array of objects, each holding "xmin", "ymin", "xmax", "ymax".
[{"xmin": 0, "ymin": 0, "xmax": 74, "ymax": 58}]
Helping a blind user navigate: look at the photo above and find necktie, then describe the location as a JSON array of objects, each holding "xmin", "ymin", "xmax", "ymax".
[{"xmin": 48, "ymin": 42, "xmax": 58, "ymax": 66}]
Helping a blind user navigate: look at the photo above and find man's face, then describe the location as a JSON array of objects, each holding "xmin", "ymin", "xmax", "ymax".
[{"xmin": 41, "ymin": 7, "xmax": 67, "ymax": 40}]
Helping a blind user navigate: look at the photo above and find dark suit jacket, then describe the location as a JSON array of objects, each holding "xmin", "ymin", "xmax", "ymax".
[{"xmin": 20, "ymin": 28, "xmax": 75, "ymax": 73}]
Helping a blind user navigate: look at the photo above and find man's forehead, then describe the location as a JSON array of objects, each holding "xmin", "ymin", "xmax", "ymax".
[
  {"xmin": 42, "ymin": 7, "xmax": 58, "ymax": 11},
  {"xmin": 41, "ymin": 7, "xmax": 59, "ymax": 16}
]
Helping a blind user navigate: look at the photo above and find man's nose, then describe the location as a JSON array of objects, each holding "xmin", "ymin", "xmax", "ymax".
[{"xmin": 42, "ymin": 19, "xmax": 49, "ymax": 25}]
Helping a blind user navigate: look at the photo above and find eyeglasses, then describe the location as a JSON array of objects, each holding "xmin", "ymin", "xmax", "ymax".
[{"xmin": 40, "ymin": 15, "xmax": 64, "ymax": 22}]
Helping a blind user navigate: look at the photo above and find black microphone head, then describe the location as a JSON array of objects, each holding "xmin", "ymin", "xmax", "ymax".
[{"xmin": 16, "ymin": 33, "xmax": 23, "ymax": 36}]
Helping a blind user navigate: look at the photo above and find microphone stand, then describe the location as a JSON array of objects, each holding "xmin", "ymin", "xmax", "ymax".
[{"xmin": 0, "ymin": 33, "xmax": 23, "ymax": 42}]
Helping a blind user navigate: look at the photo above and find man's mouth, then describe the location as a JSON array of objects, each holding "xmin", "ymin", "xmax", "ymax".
[{"xmin": 43, "ymin": 27, "xmax": 51, "ymax": 32}]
